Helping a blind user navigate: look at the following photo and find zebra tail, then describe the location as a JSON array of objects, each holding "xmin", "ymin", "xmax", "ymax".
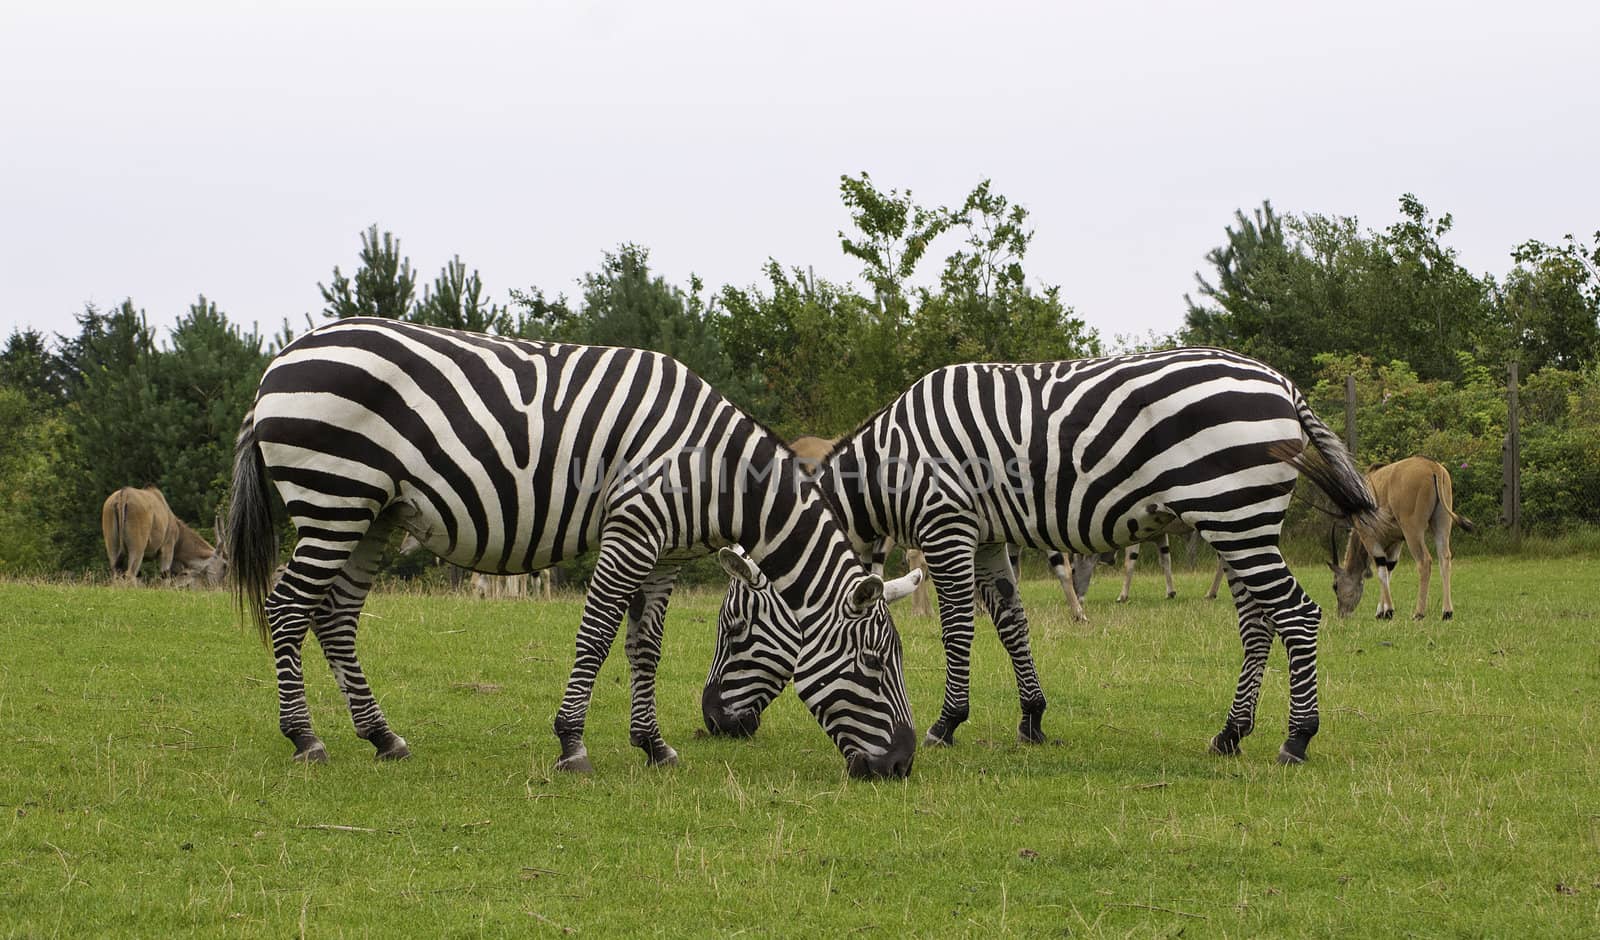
[
  {"xmin": 1273, "ymin": 396, "xmax": 1380, "ymax": 529},
  {"xmin": 228, "ymin": 409, "xmax": 277, "ymax": 646}
]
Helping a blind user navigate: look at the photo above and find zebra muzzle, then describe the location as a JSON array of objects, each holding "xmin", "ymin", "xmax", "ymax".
[{"xmin": 701, "ymin": 681, "xmax": 762, "ymax": 738}]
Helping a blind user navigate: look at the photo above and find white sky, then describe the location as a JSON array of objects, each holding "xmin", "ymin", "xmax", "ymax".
[{"xmin": 3, "ymin": 1, "xmax": 1597, "ymax": 349}]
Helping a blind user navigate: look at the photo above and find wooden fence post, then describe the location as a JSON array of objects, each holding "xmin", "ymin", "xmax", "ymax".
[
  {"xmin": 1502, "ymin": 362, "xmax": 1522, "ymax": 548},
  {"xmin": 1344, "ymin": 374, "xmax": 1358, "ymax": 458}
]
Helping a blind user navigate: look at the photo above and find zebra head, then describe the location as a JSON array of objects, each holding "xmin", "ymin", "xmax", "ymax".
[{"xmin": 704, "ymin": 547, "xmax": 923, "ymax": 779}]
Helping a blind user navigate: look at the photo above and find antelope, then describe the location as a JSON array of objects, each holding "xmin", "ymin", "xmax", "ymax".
[
  {"xmin": 1103, "ymin": 529, "xmax": 1227, "ymax": 603},
  {"xmin": 1330, "ymin": 456, "xmax": 1473, "ymax": 620},
  {"xmin": 101, "ymin": 486, "xmax": 227, "ymax": 586}
]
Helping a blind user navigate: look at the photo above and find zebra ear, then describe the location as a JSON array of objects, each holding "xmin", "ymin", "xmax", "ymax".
[
  {"xmin": 882, "ymin": 568, "xmax": 923, "ymax": 604},
  {"xmin": 718, "ymin": 547, "xmax": 767, "ymax": 589},
  {"xmin": 847, "ymin": 575, "xmax": 885, "ymax": 614}
]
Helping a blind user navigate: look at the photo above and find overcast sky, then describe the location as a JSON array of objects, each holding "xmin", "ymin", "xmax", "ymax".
[{"xmin": 3, "ymin": 1, "xmax": 1597, "ymax": 350}]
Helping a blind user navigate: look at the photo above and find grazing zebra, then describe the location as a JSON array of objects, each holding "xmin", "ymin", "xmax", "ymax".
[
  {"xmin": 227, "ymin": 317, "xmax": 919, "ymax": 778},
  {"xmin": 704, "ymin": 347, "xmax": 1382, "ymax": 764}
]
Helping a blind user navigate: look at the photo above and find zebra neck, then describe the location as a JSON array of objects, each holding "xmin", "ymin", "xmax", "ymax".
[
  {"xmin": 736, "ymin": 449, "xmax": 861, "ymax": 609},
  {"xmin": 818, "ymin": 429, "xmax": 890, "ymax": 550}
]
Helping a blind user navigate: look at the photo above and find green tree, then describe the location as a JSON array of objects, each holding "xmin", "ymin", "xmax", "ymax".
[
  {"xmin": 512, "ymin": 245, "xmax": 735, "ymax": 390},
  {"xmin": 0, "ymin": 328, "xmax": 69, "ymax": 406},
  {"xmin": 149, "ymin": 296, "xmax": 270, "ymax": 527},
  {"xmin": 1182, "ymin": 201, "xmax": 1321, "ymax": 379},
  {"xmin": 838, "ymin": 172, "xmax": 954, "ymax": 320},
  {"xmin": 319, "ymin": 225, "xmax": 418, "ymax": 320},
  {"xmin": 58, "ymin": 301, "xmax": 163, "ymax": 565},
  {"xmin": 1361, "ymin": 194, "xmax": 1491, "ymax": 382},
  {"xmin": 1184, "ymin": 196, "xmax": 1493, "ymax": 386},
  {"xmin": 413, "ymin": 256, "xmax": 512, "ymax": 333},
  {"xmin": 1491, "ymin": 233, "xmax": 1600, "ymax": 372},
  {"xmin": 717, "ymin": 263, "xmax": 880, "ymax": 435},
  {"xmin": 908, "ymin": 180, "xmax": 1101, "ymax": 371},
  {"xmin": 0, "ymin": 387, "xmax": 72, "ymax": 573}
]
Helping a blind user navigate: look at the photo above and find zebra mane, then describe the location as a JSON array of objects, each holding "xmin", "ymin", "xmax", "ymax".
[{"xmin": 826, "ymin": 398, "xmax": 898, "ymax": 462}]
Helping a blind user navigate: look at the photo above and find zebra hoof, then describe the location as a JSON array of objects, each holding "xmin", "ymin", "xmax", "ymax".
[
  {"xmin": 375, "ymin": 737, "xmax": 411, "ymax": 761},
  {"xmin": 644, "ymin": 743, "xmax": 679, "ymax": 767},
  {"xmin": 555, "ymin": 752, "xmax": 594, "ymax": 774},
  {"xmin": 292, "ymin": 741, "xmax": 329, "ymax": 763},
  {"xmin": 1275, "ymin": 745, "xmax": 1307, "ymax": 766},
  {"xmin": 1207, "ymin": 734, "xmax": 1241, "ymax": 756},
  {"xmin": 922, "ymin": 730, "xmax": 954, "ymax": 748},
  {"xmin": 1018, "ymin": 710, "xmax": 1047, "ymax": 745}
]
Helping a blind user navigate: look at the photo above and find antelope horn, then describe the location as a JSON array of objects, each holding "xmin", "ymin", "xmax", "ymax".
[{"xmin": 1329, "ymin": 526, "xmax": 1340, "ymax": 567}]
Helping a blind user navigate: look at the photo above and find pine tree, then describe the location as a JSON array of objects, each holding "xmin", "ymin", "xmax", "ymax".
[{"xmin": 319, "ymin": 225, "xmax": 418, "ymax": 319}]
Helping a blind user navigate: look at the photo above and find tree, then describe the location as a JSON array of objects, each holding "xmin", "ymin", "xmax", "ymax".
[
  {"xmin": 838, "ymin": 172, "xmax": 953, "ymax": 319},
  {"xmin": 1361, "ymin": 194, "xmax": 1491, "ymax": 382},
  {"xmin": 319, "ymin": 225, "xmax": 417, "ymax": 319},
  {"xmin": 717, "ymin": 263, "xmax": 881, "ymax": 435},
  {"xmin": 1491, "ymin": 232, "xmax": 1600, "ymax": 372},
  {"xmin": 1182, "ymin": 201, "xmax": 1319, "ymax": 378},
  {"xmin": 512, "ymin": 245, "xmax": 735, "ymax": 390},
  {"xmin": 149, "ymin": 296, "xmax": 270, "ymax": 526},
  {"xmin": 908, "ymin": 180, "xmax": 1101, "ymax": 372},
  {"xmin": 0, "ymin": 328, "xmax": 69, "ymax": 406},
  {"xmin": 0, "ymin": 386, "xmax": 72, "ymax": 573},
  {"xmin": 58, "ymin": 301, "xmax": 163, "ymax": 564},
  {"xmin": 412, "ymin": 256, "xmax": 512, "ymax": 333},
  {"xmin": 1184, "ymin": 196, "xmax": 1494, "ymax": 387}
]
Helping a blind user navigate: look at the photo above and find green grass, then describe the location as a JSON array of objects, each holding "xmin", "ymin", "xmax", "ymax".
[{"xmin": 3, "ymin": 558, "xmax": 1597, "ymax": 937}]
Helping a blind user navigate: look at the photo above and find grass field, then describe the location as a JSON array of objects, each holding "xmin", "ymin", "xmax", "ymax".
[{"xmin": 3, "ymin": 556, "xmax": 1598, "ymax": 937}]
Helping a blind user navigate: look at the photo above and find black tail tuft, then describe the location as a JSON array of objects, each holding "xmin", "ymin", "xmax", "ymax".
[
  {"xmin": 227, "ymin": 410, "xmax": 277, "ymax": 645},
  {"xmin": 1277, "ymin": 396, "xmax": 1380, "ymax": 531}
]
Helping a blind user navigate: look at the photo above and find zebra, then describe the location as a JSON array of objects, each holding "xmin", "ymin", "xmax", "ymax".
[
  {"xmin": 703, "ymin": 347, "xmax": 1382, "ymax": 764},
  {"xmin": 226, "ymin": 317, "xmax": 920, "ymax": 778}
]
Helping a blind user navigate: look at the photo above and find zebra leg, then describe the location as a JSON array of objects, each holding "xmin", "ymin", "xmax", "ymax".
[
  {"xmin": 1158, "ymin": 536, "xmax": 1176, "ymax": 599},
  {"xmin": 975, "ymin": 544, "xmax": 1047, "ymax": 744},
  {"xmin": 1208, "ymin": 566, "xmax": 1274, "ymax": 758},
  {"xmin": 922, "ymin": 536, "xmax": 980, "ymax": 747},
  {"xmin": 308, "ymin": 520, "xmax": 409, "ymax": 760},
  {"xmin": 1210, "ymin": 549, "xmax": 1327, "ymax": 763},
  {"xmin": 553, "ymin": 534, "xmax": 657, "ymax": 773},
  {"xmin": 624, "ymin": 566, "xmax": 681, "ymax": 767},
  {"xmin": 267, "ymin": 532, "xmax": 376, "ymax": 763}
]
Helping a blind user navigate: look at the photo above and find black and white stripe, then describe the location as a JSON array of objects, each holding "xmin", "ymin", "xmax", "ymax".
[
  {"xmin": 705, "ymin": 347, "xmax": 1379, "ymax": 763},
  {"xmin": 227, "ymin": 317, "xmax": 916, "ymax": 777}
]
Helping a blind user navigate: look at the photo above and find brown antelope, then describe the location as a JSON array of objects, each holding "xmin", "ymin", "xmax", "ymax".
[
  {"xmin": 101, "ymin": 486, "xmax": 227, "ymax": 585},
  {"xmin": 1330, "ymin": 456, "xmax": 1473, "ymax": 620}
]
